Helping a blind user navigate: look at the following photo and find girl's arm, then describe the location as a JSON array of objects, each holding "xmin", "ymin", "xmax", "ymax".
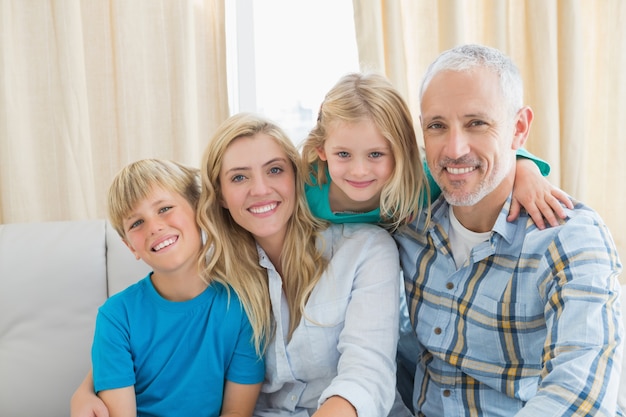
[
  {"xmin": 509, "ymin": 158, "xmax": 573, "ymax": 229},
  {"xmin": 220, "ymin": 381, "xmax": 262, "ymax": 417},
  {"xmin": 70, "ymin": 370, "xmax": 109, "ymax": 417},
  {"xmin": 424, "ymin": 149, "xmax": 573, "ymax": 229}
]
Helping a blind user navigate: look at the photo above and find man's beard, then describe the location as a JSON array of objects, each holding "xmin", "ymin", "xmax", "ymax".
[{"xmin": 435, "ymin": 155, "xmax": 513, "ymax": 206}]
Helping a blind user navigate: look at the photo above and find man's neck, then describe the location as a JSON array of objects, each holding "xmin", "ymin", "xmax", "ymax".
[{"xmin": 451, "ymin": 178, "xmax": 513, "ymax": 233}]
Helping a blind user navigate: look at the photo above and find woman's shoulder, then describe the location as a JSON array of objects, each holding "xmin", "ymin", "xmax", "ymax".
[{"xmin": 323, "ymin": 223, "xmax": 394, "ymax": 247}]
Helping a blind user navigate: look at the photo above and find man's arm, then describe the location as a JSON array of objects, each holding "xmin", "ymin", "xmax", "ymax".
[
  {"xmin": 424, "ymin": 152, "xmax": 574, "ymax": 229},
  {"xmin": 516, "ymin": 210, "xmax": 623, "ymax": 416}
]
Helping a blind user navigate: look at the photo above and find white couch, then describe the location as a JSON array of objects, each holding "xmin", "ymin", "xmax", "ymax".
[
  {"xmin": 0, "ymin": 220, "xmax": 624, "ymax": 416},
  {"xmin": 0, "ymin": 220, "xmax": 150, "ymax": 417}
]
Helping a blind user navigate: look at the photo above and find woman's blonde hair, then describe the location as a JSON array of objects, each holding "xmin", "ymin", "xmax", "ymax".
[
  {"xmin": 301, "ymin": 72, "xmax": 428, "ymax": 231},
  {"xmin": 108, "ymin": 159, "xmax": 201, "ymax": 239},
  {"xmin": 197, "ymin": 113, "xmax": 328, "ymax": 353}
]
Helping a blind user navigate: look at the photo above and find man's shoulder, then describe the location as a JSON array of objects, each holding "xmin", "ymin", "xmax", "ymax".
[
  {"xmin": 563, "ymin": 199, "xmax": 608, "ymax": 225},
  {"xmin": 394, "ymin": 198, "xmax": 446, "ymax": 244},
  {"xmin": 520, "ymin": 199, "xmax": 620, "ymax": 266},
  {"xmin": 528, "ymin": 199, "xmax": 611, "ymax": 238}
]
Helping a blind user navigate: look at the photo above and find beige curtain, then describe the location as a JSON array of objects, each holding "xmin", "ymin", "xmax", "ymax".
[
  {"xmin": 0, "ymin": 0, "xmax": 228, "ymax": 224},
  {"xmin": 353, "ymin": 0, "xmax": 626, "ymax": 266}
]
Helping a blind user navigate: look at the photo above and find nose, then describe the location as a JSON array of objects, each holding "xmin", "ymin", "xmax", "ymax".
[
  {"xmin": 145, "ymin": 216, "xmax": 165, "ymax": 235},
  {"xmin": 444, "ymin": 127, "xmax": 470, "ymax": 159},
  {"xmin": 250, "ymin": 175, "xmax": 271, "ymax": 196},
  {"xmin": 349, "ymin": 157, "xmax": 369, "ymax": 177}
]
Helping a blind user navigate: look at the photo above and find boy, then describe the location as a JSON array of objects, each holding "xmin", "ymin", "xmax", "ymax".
[{"xmin": 92, "ymin": 159, "xmax": 264, "ymax": 417}]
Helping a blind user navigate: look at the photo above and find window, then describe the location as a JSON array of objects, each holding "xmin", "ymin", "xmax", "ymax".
[{"xmin": 226, "ymin": 0, "xmax": 359, "ymax": 145}]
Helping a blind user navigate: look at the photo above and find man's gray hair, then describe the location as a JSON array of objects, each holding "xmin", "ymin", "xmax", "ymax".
[{"xmin": 419, "ymin": 44, "xmax": 524, "ymax": 117}]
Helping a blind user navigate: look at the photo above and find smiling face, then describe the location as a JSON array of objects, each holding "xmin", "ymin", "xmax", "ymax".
[
  {"xmin": 219, "ymin": 133, "xmax": 296, "ymax": 254},
  {"xmin": 316, "ymin": 118, "xmax": 395, "ymax": 213},
  {"xmin": 122, "ymin": 185, "xmax": 201, "ymax": 277},
  {"xmin": 420, "ymin": 68, "xmax": 525, "ymax": 208}
]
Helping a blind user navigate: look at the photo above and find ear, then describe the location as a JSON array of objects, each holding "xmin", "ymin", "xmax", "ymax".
[
  {"xmin": 123, "ymin": 239, "xmax": 141, "ymax": 261},
  {"xmin": 316, "ymin": 146, "xmax": 328, "ymax": 161},
  {"xmin": 511, "ymin": 106, "xmax": 533, "ymax": 150}
]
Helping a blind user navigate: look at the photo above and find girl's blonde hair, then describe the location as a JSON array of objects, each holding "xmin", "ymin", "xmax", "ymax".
[
  {"xmin": 197, "ymin": 113, "xmax": 328, "ymax": 353},
  {"xmin": 108, "ymin": 159, "xmax": 201, "ymax": 239},
  {"xmin": 301, "ymin": 72, "xmax": 428, "ymax": 231}
]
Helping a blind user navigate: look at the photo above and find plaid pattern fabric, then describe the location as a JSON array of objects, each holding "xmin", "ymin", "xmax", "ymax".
[{"xmin": 395, "ymin": 196, "xmax": 623, "ymax": 417}]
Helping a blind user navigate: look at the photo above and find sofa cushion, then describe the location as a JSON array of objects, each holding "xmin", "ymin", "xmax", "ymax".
[{"xmin": 0, "ymin": 220, "xmax": 109, "ymax": 417}]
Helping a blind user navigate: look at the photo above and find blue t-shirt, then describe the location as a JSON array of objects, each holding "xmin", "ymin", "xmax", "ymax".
[{"xmin": 92, "ymin": 274, "xmax": 265, "ymax": 417}]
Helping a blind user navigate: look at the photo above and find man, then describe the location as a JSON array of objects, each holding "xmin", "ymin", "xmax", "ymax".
[{"xmin": 395, "ymin": 44, "xmax": 623, "ymax": 416}]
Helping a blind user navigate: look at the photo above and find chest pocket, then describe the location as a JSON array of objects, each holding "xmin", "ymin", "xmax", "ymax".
[
  {"xmin": 463, "ymin": 295, "xmax": 546, "ymax": 366},
  {"xmin": 296, "ymin": 299, "xmax": 348, "ymax": 376}
]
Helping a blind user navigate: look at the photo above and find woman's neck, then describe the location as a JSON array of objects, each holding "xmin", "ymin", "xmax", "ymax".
[{"xmin": 256, "ymin": 235, "xmax": 285, "ymax": 276}]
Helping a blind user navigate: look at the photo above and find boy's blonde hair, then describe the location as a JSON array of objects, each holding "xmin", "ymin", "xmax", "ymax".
[
  {"xmin": 197, "ymin": 113, "xmax": 328, "ymax": 354},
  {"xmin": 301, "ymin": 72, "xmax": 428, "ymax": 231},
  {"xmin": 108, "ymin": 159, "xmax": 201, "ymax": 239}
]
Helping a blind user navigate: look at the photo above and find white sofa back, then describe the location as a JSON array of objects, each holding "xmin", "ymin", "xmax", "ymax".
[{"xmin": 0, "ymin": 220, "xmax": 150, "ymax": 417}]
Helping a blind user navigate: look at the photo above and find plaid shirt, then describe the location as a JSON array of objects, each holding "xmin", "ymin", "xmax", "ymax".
[{"xmin": 395, "ymin": 196, "xmax": 623, "ymax": 417}]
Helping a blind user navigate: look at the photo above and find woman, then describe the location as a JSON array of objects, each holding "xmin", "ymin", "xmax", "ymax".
[
  {"xmin": 71, "ymin": 113, "xmax": 403, "ymax": 417},
  {"xmin": 198, "ymin": 113, "xmax": 401, "ymax": 417}
]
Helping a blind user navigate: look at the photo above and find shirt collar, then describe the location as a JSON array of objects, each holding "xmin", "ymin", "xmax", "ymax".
[{"xmin": 427, "ymin": 193, "xmax": 519, "ymax": 246}]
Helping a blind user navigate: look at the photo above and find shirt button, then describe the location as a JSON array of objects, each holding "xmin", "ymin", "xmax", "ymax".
[
  {"xmin": 443, "ymin": 389, "xmax": 451, "ymax": 397},
  {"xmin": 446, "ymin": 282, "xmax": 454, "ymax": 290},
  {"xmin": 291, "ymin": 395, "xmax": 297, "ymax": 402},
  {"xmin": 434, "ymin": 327, "xmax": 442, "ymax": 335}
]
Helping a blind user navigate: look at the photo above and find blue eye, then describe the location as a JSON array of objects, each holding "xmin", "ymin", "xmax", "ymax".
[
  {"xmin": 232, "ymin": 174, "xmax": 245, "ymax": 182},
  {"xmin": 269, "ymin": 166, "xmax": 284, "ymax": 174},
  {"xmin": 159, "ymin": 206, "xmax": 172, "ymax": 214},
  {"xmin": 129, "ymin": 219, "xmax": 143, "ymax": 230},
  {"xmin": 370, "ymin": 151, "xmax": 383, "ymax": 158},
  {"xmin": 337, "ymin": 151, "xmax": 350, "ymax": 158}
]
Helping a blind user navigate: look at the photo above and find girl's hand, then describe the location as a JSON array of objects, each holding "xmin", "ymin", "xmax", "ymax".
[{"xmin": 508, "ymin": 158, "xmax": 573, "ymax": 229}]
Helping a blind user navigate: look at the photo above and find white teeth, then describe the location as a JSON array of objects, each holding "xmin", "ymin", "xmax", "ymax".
[
  {"xmin": 447, "ymin": 166, "xmax": 475, "ymax": 175},
  {"xmin": 153, "ymin": 238, "xmax": 176, "ymax": 251},
  {"xmin": 249, "ymin": 203, "xmax": 277, "ymax": 214}
]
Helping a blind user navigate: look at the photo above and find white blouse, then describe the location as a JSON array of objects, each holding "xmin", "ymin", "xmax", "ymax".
[{"xmin": 254, "ymin": 223, "xmax": 401, "ymax": 417}]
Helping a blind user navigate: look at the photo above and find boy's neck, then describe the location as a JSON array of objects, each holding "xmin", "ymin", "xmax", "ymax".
[{"xmin": 150, "ymin": 269, "xmax": 207, "ymax": 302}]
